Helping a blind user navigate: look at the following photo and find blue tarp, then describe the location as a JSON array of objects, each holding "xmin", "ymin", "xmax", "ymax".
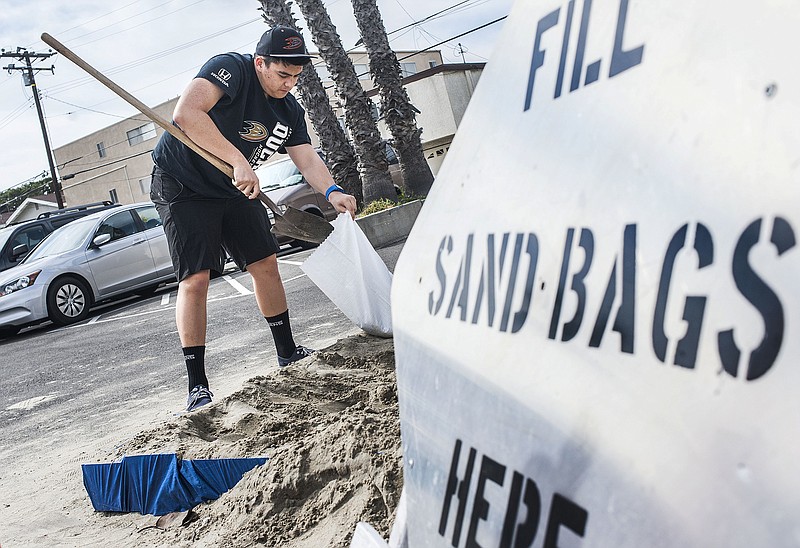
[{"xmin": 82, "ymin": 453, "xmax": 267, "ymax": 516}]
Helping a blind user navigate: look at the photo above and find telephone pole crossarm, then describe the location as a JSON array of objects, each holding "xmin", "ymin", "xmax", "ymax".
[{"xmin": 1, "ymin": 48, "xmax": 64, "ymax": 208}]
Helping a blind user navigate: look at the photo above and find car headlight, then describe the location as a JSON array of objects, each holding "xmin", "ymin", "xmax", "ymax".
[{"xmin": 0, "ymin": 271, "xmax": 41, "ymax": 297}]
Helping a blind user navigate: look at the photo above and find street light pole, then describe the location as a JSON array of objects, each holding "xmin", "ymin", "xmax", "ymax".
[{"xmin": 2, "ymin": 48, "xmax": 65, "ymax": 209}]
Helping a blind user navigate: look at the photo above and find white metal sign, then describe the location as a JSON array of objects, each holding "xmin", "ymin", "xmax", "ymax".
[{"xmin": 392, "ymin": 0, "xmax": 800, "ymax": 545}]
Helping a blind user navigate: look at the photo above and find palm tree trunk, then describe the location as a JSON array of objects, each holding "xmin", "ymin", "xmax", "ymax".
[
  {"xmin": 293, "ymin": 0, "xmax": 398, "ymax": 204},
  {"xmin": 351, "ymin": 0, "xmax": 434, "ymax": 197},
  {"xmin": 258, "ymin": 1, "xmax": 363, "ymax": 205}
]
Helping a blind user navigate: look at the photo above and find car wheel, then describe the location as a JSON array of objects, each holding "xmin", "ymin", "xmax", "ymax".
[{"xmin": 47, "ymin": 276, "xmax": 91, "ymax": 326}]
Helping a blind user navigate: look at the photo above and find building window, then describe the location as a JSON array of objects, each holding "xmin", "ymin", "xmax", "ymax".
[
  {"xmin": 429, "ymin": 60, "xmax": 438, "ymax": 69},
  {"xmin": 139, "ymin": 176, "xmax": 152, "ymax": 195},
  {"xmin": 401, "ymin": 63, "xmax": 417, "ymax": 77},
  {"xmin": 96, "ymin": 141, "xmax": 106, "ymax": 158},
  {"xmin": 126, "ymin": 122, "xmax": 157, "ymax": 146}
]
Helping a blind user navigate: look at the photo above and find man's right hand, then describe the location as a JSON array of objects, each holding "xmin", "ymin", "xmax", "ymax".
[{"xmin": 233, "ymin": 162, "xmax": 261, "ymax": 199}]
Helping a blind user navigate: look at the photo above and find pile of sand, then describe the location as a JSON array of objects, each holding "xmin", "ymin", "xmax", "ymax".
[{"xmin": 106, "ymin": 333, "xmax": 402, "ymax": 547}]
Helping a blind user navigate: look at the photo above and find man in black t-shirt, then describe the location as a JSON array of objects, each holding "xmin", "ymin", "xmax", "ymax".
[{"xmin": 151, "ymin": 26, "xmax": 357, "ymax": 412}]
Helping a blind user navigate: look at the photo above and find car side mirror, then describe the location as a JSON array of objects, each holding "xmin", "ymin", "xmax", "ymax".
[
  {"xmin": 11, "ymin": 243, "xmax": 29, "ymax": 260},
  {"xmin": 92, "ymin": 233, "xmax": 112, "ymax": 247}
]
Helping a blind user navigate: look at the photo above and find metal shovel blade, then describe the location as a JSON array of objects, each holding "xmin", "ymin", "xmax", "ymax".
[{"xmin": 272, "ymin": 206, "xmax": 333, "ymax": 244}]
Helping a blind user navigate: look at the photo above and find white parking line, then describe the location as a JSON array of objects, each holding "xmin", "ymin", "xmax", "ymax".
[
  {"xmin": 59, "ymin": 272, "xmax": 308, "ymax": 331},
  {"xmin": 278, "ymin": 258, "xmax": 304, "ymax": 266},
  {"xmin": 283, "ymin": 273, "xmax": 307, "ymax": 283},
  {"xmin": 222, "ymin": 275, "xmax": 253, "ymax": 295},
  {"xmin": 69, "ymin": 292, "xmax": 247, "ymax": 328},
  {"xmin": 161, "ymin": 293, "xmax": 170, "ymax": 305}
]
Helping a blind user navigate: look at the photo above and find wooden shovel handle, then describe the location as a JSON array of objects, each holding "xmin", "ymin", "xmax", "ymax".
[{"xmin": 40, "ymin": 32, "xmax": 282, "ymax": 214}]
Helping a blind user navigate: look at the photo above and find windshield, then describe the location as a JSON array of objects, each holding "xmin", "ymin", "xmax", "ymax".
[
  {"xmin": 256, "ymin": 159, "xmax": 301, "ymax": 191},
  {"xmin": 24, "ymin": 217, "xmax": 94, "ymax": 262}
]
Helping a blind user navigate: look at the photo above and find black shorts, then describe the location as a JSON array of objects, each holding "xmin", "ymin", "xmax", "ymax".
[{"xmin": 150, "ymin": 166, "xmax": 279, "ymax": 281}]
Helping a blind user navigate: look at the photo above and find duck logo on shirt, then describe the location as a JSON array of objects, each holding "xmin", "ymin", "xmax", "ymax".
[{"xmin": 239, "ymin": 121, "xmax": 269, "ymax": 142}]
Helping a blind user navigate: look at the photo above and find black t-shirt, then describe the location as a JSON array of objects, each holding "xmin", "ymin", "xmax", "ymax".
[{"xmin": 152, "ymin": 53, "xmax": 311, "ymax": 198}]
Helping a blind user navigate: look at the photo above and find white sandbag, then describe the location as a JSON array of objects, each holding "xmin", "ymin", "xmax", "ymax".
[
  {"xmin": 302, "ymin": 213, "xmax": 392, "ymax": 337},
  {"xmin": 387, "ymin": 488, "xmax": 408, "ymax": 548},
  {"xmin": 349, "ymin": 522, "xmax": 389, "ymax": 548}
]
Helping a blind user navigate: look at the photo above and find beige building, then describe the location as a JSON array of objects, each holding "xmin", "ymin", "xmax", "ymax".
[
  {"xmin": 313, "ymin": 50, "xmax": 443, "ymax": 94},
  {"xmin": 370, "ymin": 62, "xmax": 484, "ymax": 175},
  {"xmin": 54, "ymin": 51, "xmax": 483, "ymax": 206},
  {"xmin": 56, "ymin": 101, "xmax": 176, "ymax": 205}
]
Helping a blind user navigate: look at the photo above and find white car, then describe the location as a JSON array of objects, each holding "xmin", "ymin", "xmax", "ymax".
[{"xmin": 0, "ymin": 202, "xmax": 174, "ymax": 337}]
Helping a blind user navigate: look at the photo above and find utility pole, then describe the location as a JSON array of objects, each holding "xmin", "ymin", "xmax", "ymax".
[
  {"xmin": 2, "ymin": 47, "xmax": 65, "ymax": 209},
  {"xmin": 457, "ymin": 43, "xmax": 467, "ymax": 64}
]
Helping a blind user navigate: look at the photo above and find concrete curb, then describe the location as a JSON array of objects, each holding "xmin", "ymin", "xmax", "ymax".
[{"xmin": 356, "ymin": 200, "xmax": 424, "ymax": 249}]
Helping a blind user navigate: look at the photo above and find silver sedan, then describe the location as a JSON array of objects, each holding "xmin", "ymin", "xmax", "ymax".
[{"xmin": 0, "ymin": 202, "xmax": 175, "ymax": 337}]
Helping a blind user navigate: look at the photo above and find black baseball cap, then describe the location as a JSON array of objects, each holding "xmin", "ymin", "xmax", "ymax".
[{"xmin": 256, "ymin": 26, "xmax": 314, "ymax": 60}]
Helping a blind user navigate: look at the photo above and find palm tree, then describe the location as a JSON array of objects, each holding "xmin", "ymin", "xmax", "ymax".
[
  {"xmin": 293, "ymin": 0, "xmax": 398, "ymax": 204},
  {"xmin": 351, "ymin": 0, "xmax": 434, "ymax": 197},
  {"xmin": 258, "ymin": 0, "xmax": 363, "ymax": 204}
]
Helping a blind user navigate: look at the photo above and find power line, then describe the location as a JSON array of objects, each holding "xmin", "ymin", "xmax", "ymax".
[
  {"xmin": 37, "ymin": 10, "xmax": 507, "ymax": 151},
  {"xmin": 391, "ymin": 0, "xmax": 476, "ymax": 34},
  {"xmin": 60, "ymin": 0, "xmax": 186, "ymax": 45},
  {"xmin": 71, "ymin": 0, "xmax": 209, "ymax": 48},
  {"xmin": 44, "ymin": 18, "xmax": 260, "ymax": 96},
  {"xmin": 24, "ymin": 0, "xmax": 145, "ymax": 48},
  {"xmin": 33, "ymin": 1, "xmax": 488, "ymax": 101},
  {"xmin": 1, "ymin": 171, "xmax": 50, "ymax": 196},
  {"xmin": 61, "ymin": 149, "xmax": 154, "ymax": 179},
  {"xmin": 309, "ymin": 0, "xmax": 497, "ymax": 78},
  {"xmin": 39, "ymin": 36, "xmax": 255, "ymax": 137},
  {"xmin": 391, "ymin": 0, "xmax": 416, "ymax": 22},
  {"xmin": 45, "ymin": 95, "xmax": 151, "ymax": 122},
  {"xmin": 0, "ymin": 98, "xmax": 35, "ymax": 129},
  {"xmin": 323, "ymin": 14, "xmax": 507, "ymax": 89},
  {"xmin": 383, "ymin": 0, "xmax": 492, "ymax": 57},
  {"xmin": 397, "ymin": 16, "xmax": 507, "ymax": 62}
]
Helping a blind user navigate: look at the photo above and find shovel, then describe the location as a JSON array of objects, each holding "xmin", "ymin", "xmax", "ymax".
[{"xmin": 41, "ymin": 32, "xmax": 334, "ymax": 245}]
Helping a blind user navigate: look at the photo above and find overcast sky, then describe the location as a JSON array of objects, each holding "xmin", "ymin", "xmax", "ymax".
[{"xmin": 0, "ymin": 0, "xmax": 512, "ymax": 194}]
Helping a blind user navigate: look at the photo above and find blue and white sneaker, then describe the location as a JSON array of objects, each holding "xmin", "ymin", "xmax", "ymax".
[
  {"xmin": 278, "ymin": 345, "xmax": 315, "ymax": 367},
  {"xmin": 186, "ymin": 385, "xmax": 213, "ymax": 412}
]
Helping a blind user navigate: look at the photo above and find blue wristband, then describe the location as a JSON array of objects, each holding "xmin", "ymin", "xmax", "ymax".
[{"xmin": 325, "ymin": 184, "xmax": 344, "ymax": 201}]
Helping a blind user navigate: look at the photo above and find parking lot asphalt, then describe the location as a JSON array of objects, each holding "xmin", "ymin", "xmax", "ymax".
[{"xmin": 0, "ymin": 240, "xmax": 405, "ymax": 541}]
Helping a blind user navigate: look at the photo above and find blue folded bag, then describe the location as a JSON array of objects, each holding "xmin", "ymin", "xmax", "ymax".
[{"xmin": 82, "ymin": 453, "xmax": 267, "ymax": 516}]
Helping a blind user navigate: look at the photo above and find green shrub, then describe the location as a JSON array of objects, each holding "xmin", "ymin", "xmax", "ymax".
[
  {"xmin": 358, "ymin": 198, "xmax": 396, "ymax": 217},
  {"xmin": 357, "ymin": 191, "xmax": 422, "ymax": 218}
]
